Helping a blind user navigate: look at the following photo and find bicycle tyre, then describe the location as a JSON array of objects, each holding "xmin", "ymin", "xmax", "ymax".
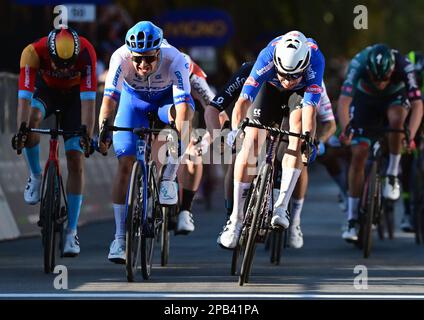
[
  {"xmin": 239, "ymin": 164, "xmax": 272, "ymax": 286},
  {"xmin": 363, "ymin": 162, "xmax": 378, "ymax": 258},
  {"xmin": 140, "ymin": 162, "xmax": 158, "ymax": 280},
  {"xmin": 271, "ymin": 229, "xmax": 283, "ymax": 265},
  {"xmin": 41, "ymin": 161, "xmax": 60, "ymax": 274},
  {"xmin": 126, "ymin": 161, "xmax": 142, "ymax": 282},
  {"xmin": 231, "ymin": 181, "xmax": 255, "ymax": 276}
]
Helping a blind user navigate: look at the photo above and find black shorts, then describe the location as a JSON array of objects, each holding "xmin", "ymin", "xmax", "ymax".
[
  {"xmin": 350, "ymin": 89, "xmax": 410, "ymax": 141},
  {"xmin": 247, "ymin": 82, "xmax": 306, "ymax": 127},
  {"xmin": 210, "ymin": 61, "xmax": 254, "ymax": 115},
  {"xmin": 32, "ymin": 85, "xmax": 81, "ymax": 142}
]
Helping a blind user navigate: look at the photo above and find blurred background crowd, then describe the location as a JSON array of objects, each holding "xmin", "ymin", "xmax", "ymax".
[{"xmin": 1, "ymin": 0, "xmax": 423, "ymax": 101}]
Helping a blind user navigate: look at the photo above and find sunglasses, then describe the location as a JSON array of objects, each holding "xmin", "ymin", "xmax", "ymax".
[
  {"xmin": 367, "ymin": 68, "xmax": 392, "ymax": 82},
  {"xmin": 131, "ymin": 52, "xmax": 159, "ymax": 64},
  {"xmin": 277, "ymin": 70, "xmax": 303, "ymax": 81}
]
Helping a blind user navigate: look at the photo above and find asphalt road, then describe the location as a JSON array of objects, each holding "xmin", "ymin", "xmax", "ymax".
[{"xmin": 1, "ymin": 166, "xmax": 424, "ymax": 299}]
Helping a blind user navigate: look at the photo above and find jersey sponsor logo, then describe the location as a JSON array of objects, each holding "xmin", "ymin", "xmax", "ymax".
[
  {"xmin": 306, "ymin": 41, "xmax": 318, "ymax": 51},
  {"xmin": 86, "ymin": 65, "xmax": 92, "ymax": 89},
  {"xmin": 214, "ymin": 96, "xmax": 224, "ymax": 106},
  {"xmin": 253, "ymin": 108, "xmax": 261, "ymax": 117},
  {"xmin": 224, "ymin": 76, "xmax": 246, "ymax": 97},
  {"xmin": 305, "ymin": 84, "xmax": 323, "ymax": 94},
  {"xmin": 113, "ymin": 65, "xmax": 122, "ymax": 87},
  {"xmin": 175, "ymin": 94, "xmax": 192, "ymax": 104},
  {"xmin": 24, "ymin": 65, "xmax": 30, "ymax": 89},
  {"xmin": 256, "ymin": 61, "xmax": 274, "ymax": 76},
  {"xmin": 240, "ymin": 92, "xmax": 254, "ymax": 101},
  {"xmin": 245, "ymin": 76, "xmax": 259, "ymax": 88},
  {"xmin": 175, "ymin": 71, "xmax": 184, "ymax": 90},
  {"xmin": 192, "ymin": 79, "xmax": 212, "ymax": 105},
  {"xmin": 407, "ymin": 72, "xmax": 418, "ymax": 89},
  {"xmin": 305, "ymin": 66, "xmax": 317, "ymax": 81}
]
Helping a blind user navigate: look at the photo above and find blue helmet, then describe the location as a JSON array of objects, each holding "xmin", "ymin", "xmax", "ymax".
[{"xmin": 125, "ymin": 21, "xmax": 163, "ymax": 53}]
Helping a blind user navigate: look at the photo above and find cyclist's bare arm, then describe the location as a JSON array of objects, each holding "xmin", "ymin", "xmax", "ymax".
[
  {"xmin": 317, "ymin": 119, "xmax": 336, "ymax": 143},
  {"xmin": 98, "ymin": 96, "xmax": 117, "ymax": 153},
  {"xmin": 173, "ymin": 102, "xmax": 194, "ymax": 147},
  {"xmin": 17, "ymin": 98, "xmax": 32, "ymax": 129},
  {"xmin": 337, "ymin": 94, "xmax": 353, "ymax": 143},
  {"xmin": 408, "ymin": 99, "xmax": 423, "ymax": 140},
  {"xmin": 81, "ymin": 99, "xmax": 96, "ymax": 138},
  {"xmin": 232, "ymin": 96, "xmax": 252, "ymax": 130},
  {"xmin": 204, "ymin": 105, "xmax": 221, "ymax": 136}
]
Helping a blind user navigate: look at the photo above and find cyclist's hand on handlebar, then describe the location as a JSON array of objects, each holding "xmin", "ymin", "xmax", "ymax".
[
  {"xmin": 226, "ymin": 129, "xmax": 238, "ymax": 148},
  {"xmin": 11, "ymin": 122, "xmax": 28, "ymax": 155},
  {"xmin": 98, "ymin": 119, "xmax": 112, "ymax": 156},
  {"xmin": 339, "ymin": 126, "xmax": 353, "ymax": 146},
  {"xmin": 79, "ymin": 127, "xmax": 92, "ymax": 158}
]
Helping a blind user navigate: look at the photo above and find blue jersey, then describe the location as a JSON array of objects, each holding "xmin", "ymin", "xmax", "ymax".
[{"xmin": 240, "ymin": 36, "xmax": 325, "ymax": 107}]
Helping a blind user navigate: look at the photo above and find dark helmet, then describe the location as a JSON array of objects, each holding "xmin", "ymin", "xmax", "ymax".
[
  {"xmin": 408, "ymin": 51, "xmax": 424, "ymax": 88},
  {"xmin": 367, "ymin": 44, "xmax": 395, "ymax": 81},
  {"xmin": 47, "ymin": 27, "xmax": 80, "ymax": 68}
]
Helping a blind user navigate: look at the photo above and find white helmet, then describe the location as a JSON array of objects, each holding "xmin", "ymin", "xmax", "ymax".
[{"xmin": 273, "ymin": 31, "xmax": 311, "ymax": 75}]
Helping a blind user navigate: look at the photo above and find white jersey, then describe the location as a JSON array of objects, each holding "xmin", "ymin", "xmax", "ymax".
[
  {"xmin": 183, "ymin": 54, "xmax": 216, "ymax": 108},
  {"xmin": 104, "ymin": 40, "xmax": 192, "ymax": 106},
  {"xmin": 317, "ymin": 82, "xmax": 335, "ymax": 123}
]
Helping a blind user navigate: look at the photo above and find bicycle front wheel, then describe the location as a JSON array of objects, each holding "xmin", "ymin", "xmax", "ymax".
[
  {"xmin": 363, "ymin": 162, "xmax": 378, "ymax": 258},
  {"xmin": 239, "ymin": 164, "xmax": 272, "ymax": 286},
  {"xmin": 41, "ymin": 161, "xmax": 60, "ymax": 274},
  {"xmin": 140, "ymin": 162, "xmax": 159, "ymax": 280},
  {"xmin": 126, "ymin": 162, "xmax": 142, "ymax": 282}
]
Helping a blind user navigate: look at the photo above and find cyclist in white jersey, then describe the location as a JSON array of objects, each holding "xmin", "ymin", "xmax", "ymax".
[{"xmin": 97, "ymin": 21, "xmax": 195, "ymax": 263}]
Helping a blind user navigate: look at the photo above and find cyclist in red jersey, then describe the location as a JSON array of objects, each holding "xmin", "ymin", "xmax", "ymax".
[{"xmin": 12, "ymin": 27, "xmax": 97, "ymax": 257}]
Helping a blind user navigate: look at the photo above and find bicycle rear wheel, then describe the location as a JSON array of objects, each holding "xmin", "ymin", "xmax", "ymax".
[
  {"xmin": 126, "ymin": 162, "xmax": 142, "ymax": 282},
  {"xmin": 140, "ymin": 162, "xmax": 159, "ymax": 280},
  {"xmin": 239, "ymin": 164, "xmax": 272, "ymax": 286},
  {"xmin": 41, "ymin": 161, "xmax": 60, "ymax": 274},
  {"xmin": 363, "ymin": 162, "xmax": 378, "ymax": 258}
]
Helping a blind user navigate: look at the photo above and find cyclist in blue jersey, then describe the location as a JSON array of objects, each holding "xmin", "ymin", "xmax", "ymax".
[
  {"xmin": 97, "ymin": 21, "xmax": 195, "ymax": 263},
  {"xmin": 218, "ymin": 31, "xmax": 325, "ymax": 249}
]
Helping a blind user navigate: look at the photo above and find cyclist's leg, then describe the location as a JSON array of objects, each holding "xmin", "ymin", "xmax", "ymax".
[
  {"xmin": 108, "ymin": 87, "xmax": 147, "ymax": 262},
  {"xmin": 343, "ymin": 91, "xmax": 378, "ymax": 239},
  {"xmin": 219, "ymin": 83, "xmax": 282, "ymax": 248},
  {"xmin": 273, "ymin": 91, "xmax": 313, "ymax": 227},
  {"xmin": 384, "ymin": 93, "xmax": 410, "ymax": 200},
  {"xmin": 22, "ymin": 88, "xmax": 52, "ymax": 204},
  {"xmin": 289, "ymin": 167, "xmax": 307, "ymax": 248},
  {"xmin": 61, "ymin": 88, "xmax": 85, "ymax": 237}
]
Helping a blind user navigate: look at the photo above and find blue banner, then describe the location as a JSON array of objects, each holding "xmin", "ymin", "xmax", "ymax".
[{"xmin": 157, "ymin": 9, "xmax": 234, "ymax": 47}]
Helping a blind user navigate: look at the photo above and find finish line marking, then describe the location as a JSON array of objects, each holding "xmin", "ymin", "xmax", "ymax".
[{"xmin": 1, "ymin": 293, "xmax": 424, "ymax": 299}]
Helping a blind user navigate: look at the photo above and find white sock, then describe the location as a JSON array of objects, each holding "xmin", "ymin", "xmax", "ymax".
[
  {"xmin": 230, "ymin": 181, "xmax": 252, "ymax": 223},
  {"xmin": 162, "ymin": 141, "xmax": 188, "ymax": 181},
  {"xmin": 274, "ymin": 168, "xmax": 302, "ymax": 211},
  {"xmin": 290, "ymin": 198, "xmax": 304, "ymax": 228},
  {"xmin": 386, "ymin": 153, "xmax": 401, "ymax": 177},
  {"xmin": 113, "ymin": 203, "xmax": 126, "ymax": 240},
  {"xmin": 347, "ymin": 197, "xmax": 360, "ymax": 221}
]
